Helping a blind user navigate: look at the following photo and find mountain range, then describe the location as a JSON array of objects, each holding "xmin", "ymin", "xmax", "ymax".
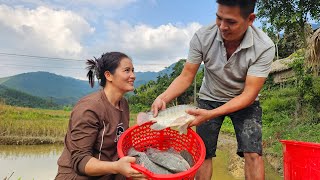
[
  {"xmin": 0, "ymin": 84, "xmax": 58, "ymax": 109},
  {"xmin": 0, "ymin": 63, "xmax": 176, "ymax": 107}
]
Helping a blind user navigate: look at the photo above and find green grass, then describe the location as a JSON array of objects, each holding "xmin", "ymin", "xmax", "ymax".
[
  {"xmin": 220, "ymin": 117, "xmax": 235, "ymax": 135},
  {"xmin": 129, "ymin": 113, "xmax": 138, "ymax": 127},
  {"xmin": 261, "ymin": 87, "xmax": 320, "ymax": 158}
]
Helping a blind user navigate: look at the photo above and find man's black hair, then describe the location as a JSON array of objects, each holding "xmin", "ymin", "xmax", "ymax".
[{"xmin": 216, "ymin": 0, "xmax": 256, "ymax": 18}]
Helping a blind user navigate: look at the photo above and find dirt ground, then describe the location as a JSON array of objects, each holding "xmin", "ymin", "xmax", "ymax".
[
  {"xmin": 217, "ymin": 134, "xmax": 282, "ymax": 179},
  {"xmin": 217, "ymin": 134, "xmax": 245, "ymax": 178}
]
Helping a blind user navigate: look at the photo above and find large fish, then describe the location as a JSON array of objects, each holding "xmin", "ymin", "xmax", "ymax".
[
  {"xmin": 180, "ymin": 149, "xmax": 195, "ymax": 167},
  {"xmin": 146, "ymin": 147, "xmax": 191, "ymax": 173},
  {"xmin": 128, "ymin": 147, "xmax": 172, "ymax": 174},
  {"xmin": 137, "ymin": 104, "xmax": 197, "ymax": 134}
]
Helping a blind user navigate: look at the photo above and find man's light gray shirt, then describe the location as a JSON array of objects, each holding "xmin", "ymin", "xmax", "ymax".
[{"xmin": 187, "ymin": 24, "xmax": 275, "ymax": 102}]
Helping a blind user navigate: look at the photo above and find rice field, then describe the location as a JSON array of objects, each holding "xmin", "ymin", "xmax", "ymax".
[
  {"xmin": 0, "ymin": 104, "xmax": 139, "ymax": 145},
  {"xmin": 0, "ymin": 104, "xmax": 69, "ymax": 144}
]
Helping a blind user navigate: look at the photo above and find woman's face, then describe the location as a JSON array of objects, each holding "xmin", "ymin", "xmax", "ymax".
[{"xmin": 107, "ymin": 57, "xmax": 135, "ymax": 93}]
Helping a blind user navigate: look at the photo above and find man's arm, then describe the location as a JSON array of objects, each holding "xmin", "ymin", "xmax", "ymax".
[
  {"xmin": 152, "ymin": 62, "xmax": 200, "ymax": 116},
  {"xmin": 188, "ymin": 75, "xmax": 266, "ymax": 126}
]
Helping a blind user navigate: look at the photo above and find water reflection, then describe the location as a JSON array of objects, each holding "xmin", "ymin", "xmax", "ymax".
[
  {"xmin": 212, "ymin": 150, "xmax": 241, "ymax": 180},
  {"xmin": 0, "ymin": 144, "xmax": 63, "ymax": 180},
  {"xmin": 212, "ymin": 149, "xmax": 283, "ymax": 180},
  {"xmin": 0, "ymin": 144, "xmax": 282, "ymax": 180}
]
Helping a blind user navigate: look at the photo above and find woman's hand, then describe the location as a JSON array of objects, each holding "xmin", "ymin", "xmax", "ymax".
[{"xmin": 115, "ymin": 156, "xmax": 146, "ymax": 179}]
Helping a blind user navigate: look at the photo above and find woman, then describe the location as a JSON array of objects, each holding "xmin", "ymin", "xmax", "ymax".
[{"xmin": 56, "ymin": 52, "xmax": 145, "ymax": 180}]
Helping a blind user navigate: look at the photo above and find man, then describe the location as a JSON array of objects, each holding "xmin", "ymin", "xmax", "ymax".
[{"xmin": 151, "ymin": 0, "xmax": 275, "ymax": 180}]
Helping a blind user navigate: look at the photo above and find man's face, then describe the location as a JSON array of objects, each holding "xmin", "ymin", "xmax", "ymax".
[{"xmin": 216, "ymin": 4, "xmax": 255, "ymax": 42}]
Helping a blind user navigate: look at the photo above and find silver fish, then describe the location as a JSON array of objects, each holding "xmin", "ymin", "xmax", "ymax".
[
  {"xmin": 180, "ymin": 149, "xmax": 195, "ymax": 167},
  {"xmin": 167, "ymin": 148, "xmax": 194, "ymax": 167},
  {"xmin": 146, "ymin": 147, "xmax": 191, "ymax": 173},
  {"xmin": 137, "ymin": 104, "xmax": 196, "ymax": 134},
  {"xmin": 127, "ymin": 147, "xmax": 172, "ymax": 174}
]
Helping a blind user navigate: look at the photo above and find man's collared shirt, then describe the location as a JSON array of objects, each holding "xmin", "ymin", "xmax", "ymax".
[{"xmin": 188, "ymin": 24, "xmax": 275, "ymax": 102}]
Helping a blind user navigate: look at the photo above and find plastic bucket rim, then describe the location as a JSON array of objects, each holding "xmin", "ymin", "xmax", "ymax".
[{"xmin": 280, "ymin": 139, "xmax": 320, "ymax": 149}]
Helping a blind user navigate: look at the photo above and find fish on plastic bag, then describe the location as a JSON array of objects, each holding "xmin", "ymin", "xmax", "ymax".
[{"xmin": 137, "ymin": 105, "xmax": 197, "ymax": 134}]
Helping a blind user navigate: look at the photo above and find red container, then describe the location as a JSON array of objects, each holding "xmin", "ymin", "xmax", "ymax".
[
  {"xmin": 280, "ymin": 140, "xmax": 320, "ymax": 180},
  {"xmin": 117, "ymin": 122, "xmax": 205, "ymax": 180}
]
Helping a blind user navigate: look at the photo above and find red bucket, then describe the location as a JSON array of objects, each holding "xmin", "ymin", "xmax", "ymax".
[
  {"xmin": 280, "ymin": 140, "xmax": 320, "ymax": 180},
  {"xmin": 117, "ymin": 122, "xmax": 205, "ymax": 180}
]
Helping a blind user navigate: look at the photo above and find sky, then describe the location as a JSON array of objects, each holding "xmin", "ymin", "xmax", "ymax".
[{"xmin": 0, "ymin": 0, "xmax": 262, "ymax": 80}]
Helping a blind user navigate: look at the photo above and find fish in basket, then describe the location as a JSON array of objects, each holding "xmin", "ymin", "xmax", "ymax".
[{"xmin": 117, "ymin": 122, "xmax": 205, "ymax": 180}]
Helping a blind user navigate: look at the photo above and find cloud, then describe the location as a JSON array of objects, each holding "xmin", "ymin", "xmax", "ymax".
[
  {"xmin": 2, "ymin": 0, "xmax": 137, "ymax": 9},
  {"xmin": 1, "ymin": 0, "xmax": 139, "ymax": 22},
  {"xmin": 0, "ymin": 2, "xmax": 203, "ymax": 80},
  {"xmin": 0, "ymin": 5, "xmax": 94, "ymax": 56},
  {"xmin": 0, "ymin": 4, "xmax": 95, "ymax": 79},
  {"xmin": 75, "ymin": 0, "xmax": 138, "ymax": 8},
  {"xmin": 97, "ymin": 21, "xmax": 202, "ymax": 72}
]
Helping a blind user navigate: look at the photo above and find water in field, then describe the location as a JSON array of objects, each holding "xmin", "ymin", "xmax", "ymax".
[
  {"xmin": 212, "ymin": 149, "xmax": 282, "ymax": 180},
  {"xmin": 0, "ymin": 144, "xmax": 62, "ymax": 180},
  {"xmin": 0, "ymin": 144, "xmax": 282, "ymax": 180}
]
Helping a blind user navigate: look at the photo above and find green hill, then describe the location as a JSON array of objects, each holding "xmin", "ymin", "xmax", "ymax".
[
  {"xmin": 0, "ymin": 76, "xmax": 10, "ymax": 84},
  {"xmin": 0, "ymin": 71, "xmax": 99, "ymax": 105},
  {"xmin": 0, "ymin": 84, "xmax": 59, "ymax": 109},
  {"xmin": 0, "ymin": 60, "xmax": 196, "ymax": 107},
  {"xmin": 134, "ymin": 62, "xmax": 177, "ymax": 87},
  {"xmin": 0, "ymin": 64, "xmax": 178, "ymax": 106}
]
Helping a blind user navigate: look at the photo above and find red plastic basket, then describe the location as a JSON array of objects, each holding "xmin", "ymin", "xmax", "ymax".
[
  {"xmin": 117, "ymin": 122, "xmax": 205, "ymax": 180},
  {"xmin": 280, "ymin": 140, "xmax": 320, "ymax": 180}
]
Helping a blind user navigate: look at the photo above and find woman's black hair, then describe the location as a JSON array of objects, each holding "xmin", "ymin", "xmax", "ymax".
[{"xmin": 86, "ymin": 52, "xmax": 130, "ymax": 88}]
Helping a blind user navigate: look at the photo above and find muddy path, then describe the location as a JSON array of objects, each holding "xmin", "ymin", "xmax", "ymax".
[{"xmin": 217, "ymin": 133, "xmax": 283, "ymax": 179}]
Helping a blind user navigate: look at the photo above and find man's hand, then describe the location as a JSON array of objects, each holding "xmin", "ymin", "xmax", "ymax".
[
  {"xmin": 151, "ymin": 96, "xmax": 166, "ymax": 117},
  {"xmin": 186, "ymin": 108, "xmax": 213, "ymax": 127}
]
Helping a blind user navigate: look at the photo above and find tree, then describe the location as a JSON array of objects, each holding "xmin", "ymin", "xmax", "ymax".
[
  {"xmin": 261, "ymin": 25, "xmax": 303, "ymax": 60},
  {"xmin": 277, "ymin": 29, "xmax": 308, "ymax": 58},
  {"xmin": 256, "ymin": 0, "xmax": 320, "ymax": 47},
  {"xmin": 289, "ymin": 51, "xmax": 320, "ymax": 123},
  {"xmin": 306, "ymin": 28, "xmax": 320, "ymax": 76},
  {"xmin": 257, "ymin": 1, "xmax": 320, "ymax": 121},
  {"xmin": 128, "ymin": 59, "xmax": 204, "ymax": 112}
]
